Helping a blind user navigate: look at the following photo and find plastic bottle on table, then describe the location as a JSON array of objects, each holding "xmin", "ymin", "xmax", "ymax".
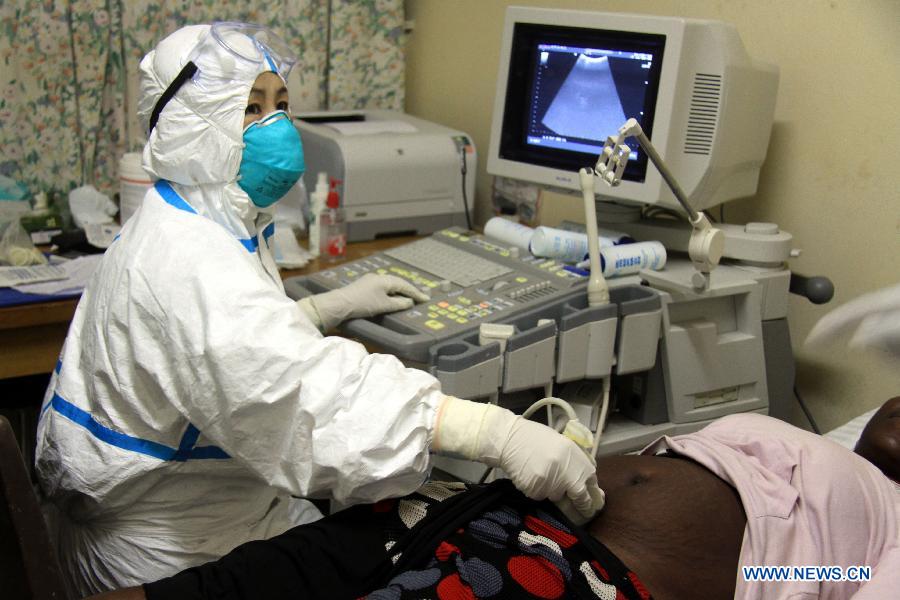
[
  {"xmin": 319, "ymin": 179, "xmax": 346, "ymax": 262},
  {"xmin": 308, "ymin": 172, "xmax": 328, "ymax": 258}
]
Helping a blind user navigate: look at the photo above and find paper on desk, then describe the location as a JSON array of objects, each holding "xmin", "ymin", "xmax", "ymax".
[
  {"xmin": 11, "ymin": 254, "xmax": 102, "ymax": 295},
  {"xmin": 0, "ymin": 263, "xmax": 67, "ymax": 288},
  {"xmin": 325, "ymin": 120, "xmax": 417, "ymax": 136}
]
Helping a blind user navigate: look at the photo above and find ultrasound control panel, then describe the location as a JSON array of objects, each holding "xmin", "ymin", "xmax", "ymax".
[{"xmin": 283, "ymin": 228, "xmax": 589, "ymax": 362}]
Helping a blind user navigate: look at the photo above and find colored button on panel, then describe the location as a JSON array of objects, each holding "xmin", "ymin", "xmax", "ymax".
[
  {"xmin": 438, "ymin": 301, "xmax": 450, "ymax": 308},
  {"xmin": 459, "ymin": 297, "xmax": 472, "ymax": 305},
  {"xmin": 456, "ymin": 317, "xmax": 468, "ymax": 324},
  {"xmin": 437, "ymin": 309, "xmax": 449, "ymax": 316},
  {"xmin": 425, "ymin": 319, "xmax": 445, "ymax": 330},
  {"xmin": 428, "ymin": 312, "xmax": 439, "ymax": 319},
  {"xmin": 429, "ymin": 304, "xmax": 439, "ymax": 311},
  {"xmin": 377, "ymin": 268, "xmax": 388, "ymax": 275}
]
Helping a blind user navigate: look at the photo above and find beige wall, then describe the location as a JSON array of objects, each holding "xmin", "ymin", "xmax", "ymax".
[{"xmin": 404, "ymin": 0, "xmax": 900, "ymax": 431}]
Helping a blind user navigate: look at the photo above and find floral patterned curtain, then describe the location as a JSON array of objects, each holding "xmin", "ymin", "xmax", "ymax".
[{"xmin": 0, "ymin": 0, "xmax": 405, "ymax": 198}]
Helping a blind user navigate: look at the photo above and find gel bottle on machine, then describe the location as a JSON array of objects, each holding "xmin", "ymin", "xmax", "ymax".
[{"xmin": 319, "ymin": 179, "xmax": 346, "ymax": 262}]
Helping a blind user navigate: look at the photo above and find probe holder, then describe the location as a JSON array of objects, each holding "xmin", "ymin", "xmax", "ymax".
[{"xmin": 428, "ymin": 284, "xmax": 661, "ymax": 400}]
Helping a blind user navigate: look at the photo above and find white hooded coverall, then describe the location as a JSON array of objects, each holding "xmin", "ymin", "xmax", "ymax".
[{"xmin": 34, "ymin": 25, "xmax": 442, "ymax": 595}]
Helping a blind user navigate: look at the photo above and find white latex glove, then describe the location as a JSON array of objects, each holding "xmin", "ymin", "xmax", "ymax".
[
  {"xmin": 298, "ymin": 273, "xmax": 429, "ymax": 331},
  {"xmin": 432, "ymin": 396, "xmax": 605, "ymax": 522},
  {"xmin": 806, "ymin": 283, "xmax": 900, "ymax": 359}
]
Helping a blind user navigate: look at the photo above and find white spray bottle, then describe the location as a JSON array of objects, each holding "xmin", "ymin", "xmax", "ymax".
[{"xmin": 308, "ymin": 172, "xmax": 328, "ymax": 258}]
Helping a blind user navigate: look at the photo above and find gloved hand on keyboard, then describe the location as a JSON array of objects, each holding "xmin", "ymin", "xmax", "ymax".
[
  {"xmin": 298, "ymin": 273, "xmax": 430, "ymax": 332},
  {"xmin": 431, "ymin": 396, "xmax": 606, "ymax": 522}
]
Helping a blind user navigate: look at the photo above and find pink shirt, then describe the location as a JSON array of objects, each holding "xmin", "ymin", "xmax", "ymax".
[{"xmin": 643, "ymin": 413, "xmax": 899, "ymax": 599}]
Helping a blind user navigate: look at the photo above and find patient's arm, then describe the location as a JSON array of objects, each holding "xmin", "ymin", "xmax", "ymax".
[
  {"xmin": 855, "ymin": 396, "xmax": 900, "ymax": 482},
  {"xmin": 587, "ymin": 454, "xmax": 746, "ymax": 600}
]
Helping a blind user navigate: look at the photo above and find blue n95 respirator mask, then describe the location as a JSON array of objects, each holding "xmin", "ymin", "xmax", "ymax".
[{"xmin": 238, "ymin": 110, "xmax": 305, "ymax": 207}]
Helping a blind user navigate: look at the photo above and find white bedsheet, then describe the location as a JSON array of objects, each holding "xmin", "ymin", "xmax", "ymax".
[
  {"xmin": 824, "ymin": 408, "xmax": 879, "ymax": 449},
  {"xmin": 825, "ymin": 408, "xmax": 900, "ymax": 495}
]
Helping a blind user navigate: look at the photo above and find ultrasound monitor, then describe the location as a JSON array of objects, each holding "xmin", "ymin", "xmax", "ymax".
[{"xmin": 487, "ymin": 7, "xmax": 779, "ymax": 212}]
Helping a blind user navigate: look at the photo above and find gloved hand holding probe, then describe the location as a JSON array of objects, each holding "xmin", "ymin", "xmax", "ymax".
[
  {"xmin": 431, "ymin": 396, "xmax": 606, "ymax": 521},
  {"xmin": 298, "ymin": 273, "xmax": 429, "ymax": 331},
  {"xmin": 301, "ymin": 278, "xmax": 604, "ymax": 520}
]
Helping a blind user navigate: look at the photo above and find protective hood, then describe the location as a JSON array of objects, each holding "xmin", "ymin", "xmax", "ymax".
[{"xmin": 137, "ymin": 24, "xmax": 281, "ymax": 260}]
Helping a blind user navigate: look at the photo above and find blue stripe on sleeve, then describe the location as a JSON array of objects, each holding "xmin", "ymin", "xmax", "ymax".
[
  {"xmin": 172, "ymin": 423, "xmax": 202, "ymax": 461},
  {"xmin": 189, "ymin": 445, "xmax": 231, "ymax": 460},
  {"xmin": 48, "ymin": 392, "xmax": 230, "ymax": 462},
  {"xmin": 51, "ymin": 393, "xmax": 176, "ymax": 460},
  {"xmin": 177, "ymin": 423, "xmax": 201, "ymax": 451}
]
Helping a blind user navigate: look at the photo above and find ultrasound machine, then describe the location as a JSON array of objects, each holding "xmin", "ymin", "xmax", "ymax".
[{"xmin": 285, "ymin": 7, "xmax": 833, "ymax": 478}]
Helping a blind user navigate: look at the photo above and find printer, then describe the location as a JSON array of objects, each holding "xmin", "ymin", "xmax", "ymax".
[{"xmin": 294, "ymin": 110, "xmax": 476, "ymax": 241}]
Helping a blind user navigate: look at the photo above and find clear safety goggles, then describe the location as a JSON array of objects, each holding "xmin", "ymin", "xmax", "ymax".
[
  {"xmin": 149, "ymin": 22, "xmax": 297, "ymax": 133},
  {"xmin": 193, "ymin": 22, "xmax": 296, "ymax": 83}
]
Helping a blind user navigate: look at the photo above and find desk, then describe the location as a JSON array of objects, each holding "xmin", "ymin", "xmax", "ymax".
[{"xmin": 0, "ymin": 235, "xmax": 419, "ymax": 381}]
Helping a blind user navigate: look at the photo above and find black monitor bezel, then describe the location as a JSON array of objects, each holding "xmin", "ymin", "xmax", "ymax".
[{"xmin": 498, "ymin": 22, "xmax": 666, "ymax": 183}]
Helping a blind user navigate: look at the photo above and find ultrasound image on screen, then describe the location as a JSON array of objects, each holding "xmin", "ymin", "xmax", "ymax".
[
  {"xmin": 498, "ymin": 23, "xmax": 664, "ymax": 183},
  {"xmin": 526, "ymin": 44, "xmax": 655, "ymax": 156},
  {"xmin": 541, "ymin": 55, "xmax": 626, "ymax": 142}
]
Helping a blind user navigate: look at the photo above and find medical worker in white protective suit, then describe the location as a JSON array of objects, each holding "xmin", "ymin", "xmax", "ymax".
[{"xmin": 34, "ymin": 23, "xmax": 605, "ymax": 595}]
